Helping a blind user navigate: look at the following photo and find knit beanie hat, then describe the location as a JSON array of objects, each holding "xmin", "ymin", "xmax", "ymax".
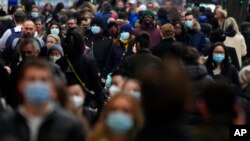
[
  {"xmin": 120, "ymin": 23, "xmax": 133, "ymax": 33},
  {"xmin": 91, "ymin": 17, "xmax": 102, "ymax": 28},
  {"xmin": 142, "ymin": 10, "xmax": 155, "ymax": 18},
  {"xmin": 49, "ymin": 44, "xmax": 64, "ymax": 56}
]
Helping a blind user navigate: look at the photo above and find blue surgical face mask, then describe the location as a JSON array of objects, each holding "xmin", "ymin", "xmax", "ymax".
[
  {"xmin": 185, "ymin": 21, "xmax": 193, "ymax": 28},
  {"xmin": 213, "ymin": 53, "xmax": 225, "ymax": 64},
  {"xmin": 31, "ymin": 12, "xmax": 39, "ymax": 18},
  {"xmin": 91, "ymin": 26, "xmax": 101, "ymax": 34},
  {"xmin": 50, "ymin": 28, "xmax": 60, "ymax": 35},
  {"xmin": 106, "ymin": 111, "xmax": 134, "ymax": 134},
  {"xmin": 120, "ymin": 32, "xmax": 130, "ymax": 40},
  {"xmin": 24, "ymin": 82, "xmax": 50, "ymax": 106}
]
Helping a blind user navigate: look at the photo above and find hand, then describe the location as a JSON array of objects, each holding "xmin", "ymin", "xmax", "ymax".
[
  {"xmin": 4, "ymin": 66, "xmax": 11, "ymax": 74},
  {"xmin": 101, "ymin": 78, "xmax": 106, "ymax": 84},
  {"xmin": 199, "ymin": 56, "xmax": 208, "ymax": 64}
]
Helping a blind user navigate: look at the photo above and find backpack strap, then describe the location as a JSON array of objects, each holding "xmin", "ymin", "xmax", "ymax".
[
  {"xmin": 66, "ymin": 57, "xmax": 94, "ymax": 94},
  {"xmin": 10, "ymin": 28, "xmax": 15, "ymax": 34}
]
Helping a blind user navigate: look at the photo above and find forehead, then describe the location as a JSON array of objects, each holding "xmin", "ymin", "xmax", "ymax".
[
  {"xmin": 47, "ymin": 36, "xmax": 56, "ymax": 41},
  {"xmin": 32, "ymin": 7, "xmax": 39, "ymax": 11},
  {"xmin": 35, "ymin": 20, "xmax": 42, "ymax": 24},
  {"xmin": 67, "ymin": 19, "xmax": 76, "ymax": 23},
  {"xmin": 22, "ymin": 67, "xmax": 51, "ymax": 79},
  {"xmin": 24, "ymin": 21, "xmax": 35, "ymax": 28},
  {"xmin": 214, "ymin": 45, "xmax": 225, "ymax": 52},
  {"xmin": 110, "ymin": 97, "xmax": 132, "ymax": 110},
  {"xmin": 185, "ymin": 15, "xmax": 194, "ymax": 19},
  {"xmin": 20, "ymin": 43, "xmax": 33, "ymax": 50}
]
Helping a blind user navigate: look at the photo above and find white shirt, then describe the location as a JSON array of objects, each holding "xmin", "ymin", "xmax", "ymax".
[
  {"xmin": 18, "ymin": 103, "xmax": 54, "ymax": 141},
  {"xmin": 0, "ymin": 25, "xmax": 22, "ymax": 50}
]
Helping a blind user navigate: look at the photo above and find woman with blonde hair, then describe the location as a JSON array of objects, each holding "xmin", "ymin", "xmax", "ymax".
[
  {"xmin": 223, "ymin": 17, "xmax": 247, "ymax": 67},
  {"xmin": 215, "ymin": 8, "xmax": 227, "ymax": 29},
  {"xmin": 87, "ymin": 93, "xmax": 144, "ymax": 141}
]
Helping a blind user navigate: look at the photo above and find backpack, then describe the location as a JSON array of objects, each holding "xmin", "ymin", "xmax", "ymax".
[{"xmin": 5, "ymin": 28, "xmax": 21, "ymax": 49}]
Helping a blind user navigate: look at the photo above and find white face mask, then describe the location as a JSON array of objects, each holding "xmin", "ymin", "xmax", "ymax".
[
  {"xmin": 50, "ymin": 55, "xmax": 61, "ymax": 63},
  {"xmin": 109, "ymin": 85, "xmax": 121, "ymax": 97},
  {"xmin": 130, "ymin": 91, "xmax": 141, "ymax": 99},
  {"xmin": 71, "ymin": 95, "xmax": 84, "ymax": 108}
]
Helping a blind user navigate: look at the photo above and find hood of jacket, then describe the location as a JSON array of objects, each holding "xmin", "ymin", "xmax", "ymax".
[{"xmin": 183, "ymin": 64, "xmax": 209, "ymax": 80}]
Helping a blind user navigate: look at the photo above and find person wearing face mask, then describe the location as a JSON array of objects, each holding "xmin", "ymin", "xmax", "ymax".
[
  {"xmin": 41, "ymin": 3, "xmax": 53, "ymax": 24},
  {"xmin": 107, "ymin": 70, "xmax": 127, "ymax": 97},
  {"xmin": 85, "ymin": 18, "xmax": 112, "ymax": 76},
  {"xmin": 87, "ymin": 93, "xmax": 144, "ymax": 141},
  {"xmin": 184, "ymin": 12, "xmax": 207, "ymax": 52},
  {"xmin": 122, "ymin": 79, "xmax": 142, "ymax": 100},
  {"xmin": 68, "ymin": 82, "xmax": 98, "ymax": 127},
  {"xmin": 46, "ymin": 22, "xmax": 64, "ymax": 41},
  {"xmin": 56, "ymin": 29, "xmax": 104, "ymax": 110},
  {"xmin": 1, "ymin": 59, "xmax": 85, "ymax": 141},
  {"xmin": 29, "ymin": 5, "xmax": 44, "ymax": 21},
  {"xmin": 133, "ymin": 10, "xmax": 162, "ymax": 49},
  {"xmin": 48, "ymin": 44, "xmax": 64, "ymax": 64},
  {"xmin": 102, "ymin": 23, "xmax": 134, "ymax": 81},
  {"xmin": 205, "ymin": 43, "xmax": 240, "ymax": 86}
]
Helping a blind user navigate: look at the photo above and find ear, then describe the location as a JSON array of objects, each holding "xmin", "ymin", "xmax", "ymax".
[{"xmin": 18, "ymin": 79, "xmax": 26, "ymax": 96}]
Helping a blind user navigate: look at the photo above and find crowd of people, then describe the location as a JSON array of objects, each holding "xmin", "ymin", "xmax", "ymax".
[{"xmin": 0, "ymin": 0, "xmax": 250, "ymax": 141}]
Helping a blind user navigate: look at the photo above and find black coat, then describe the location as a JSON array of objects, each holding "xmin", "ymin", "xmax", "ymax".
[
  {"xmin": 56, "ymin": 55, "xmax": 104, "ymax": 108},
  {"xmin": 183, "ymin": 64, "xmax": 214, "ymax": 125},
  {"xmin": 206, "ymin": 63, "xmax": 239, "ymax": 86},
  {"xmin": 242, "ymin": 32, "xmax": 250, "ymax": 57},
  {"xmin": 135, "ymin": 124, "xmax": 190, "ymax": 141},
  {"xmin": 238, "ymin": 86, "xmax": 250, "ymax": 124},
  {"xmin": 85, "ymin": 35, "xmax": 112, "ymax": 73},
  {"xmin": 201, "ymin": 46, "xmax": 240, "ymax": 70},
  {"xmin": 120, "ymin": 50, "xmax": 161, "ymax": 78},
  {"xmin": 152, "ymin": 38, "xmax": 175, "ymax": 59},
  {"xmin": 188, "ymin": 30, "xmax": 207, "ymax": 52},
  {"xmin": 102, "ymin": 42, "xmax": 134, "ymax": 78},
  {"xmin": 1, "ymin": 107, "xmax": 85, "ymax": 141}
]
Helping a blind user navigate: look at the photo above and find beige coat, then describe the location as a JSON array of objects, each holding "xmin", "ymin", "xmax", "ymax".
[{"xmin": 224, "ymin": 34, "xmax": 247, "ymax": 67}]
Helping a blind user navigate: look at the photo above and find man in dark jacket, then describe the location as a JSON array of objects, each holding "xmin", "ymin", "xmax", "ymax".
[
  {"xmin": 0, "ymin": 58, "xmax": 85, "ymax": 141},
  {"xmin": 120, "ymin": 32, "xmax": 161, "ymax": 78},
  {"xmin": 184, "ymin": 12, "xmax": 207, "ymax": 52},
  {"xmin": 152, "ymin": 23, "xmax": 175, "ymax": 59},
  {"xmin": 57, "ymin": 29, "xmax": 104, "ymax": 109},
  {"xmin": 133, "ymin": 10, "xmax": 162, "ymax": 49},
  {"xmin": 85, "ymin": 18, "xmax": 112, "ymax": 74}
]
